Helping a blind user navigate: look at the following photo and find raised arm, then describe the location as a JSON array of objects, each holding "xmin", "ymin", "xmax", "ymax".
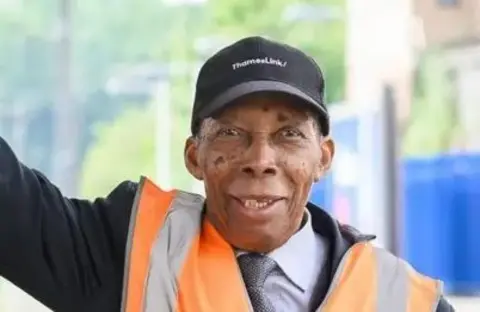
[{"xmin": 0, "ymin": 136, "xmax": 136, "ymax": 311}]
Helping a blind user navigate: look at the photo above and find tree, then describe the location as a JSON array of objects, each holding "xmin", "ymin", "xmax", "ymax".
[
  {"xmin": 79, "ymin": 102, "xmax": 196, "ymax": 198},
  {"xmin": 80, "ymin": 105, "xmax": 155, "ymax": 198},
  {"xmin": 79, "ymin": 3, "xmax": 210, "ymax": 197},
  {"xmin": 0, "ymin": 2, "xmax": 56, "ymax": 108},
  {"xmin": 0, "ymin": 1, "xmax": 57, "ymax": 175},
  {"xmin": 402, "ymin": 51, "xmax": 459, "ymax": 156}
]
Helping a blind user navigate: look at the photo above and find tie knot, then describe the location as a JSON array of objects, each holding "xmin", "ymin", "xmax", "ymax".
[{"xmin": 237, "ymin": 253, "xmax": 276, "ymax": 288}]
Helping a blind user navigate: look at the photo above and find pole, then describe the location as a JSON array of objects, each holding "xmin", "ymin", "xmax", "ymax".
[
  {"xmin": 381, "ymin": 85, "xmax": 401, "ymax": 255},
  {"xmin": 52, "ymin": 0, "xmax": 78, "ymax": 196}
]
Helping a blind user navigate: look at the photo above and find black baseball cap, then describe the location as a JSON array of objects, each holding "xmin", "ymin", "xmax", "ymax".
[{"xmin": 191, "ymin": 36, "xmax": 330, "ymax": 136}]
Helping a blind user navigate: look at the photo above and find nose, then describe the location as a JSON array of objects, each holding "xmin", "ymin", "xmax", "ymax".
[{"xmin": 240, "ymin": 138, "xmax": 277, "ymax": 178}]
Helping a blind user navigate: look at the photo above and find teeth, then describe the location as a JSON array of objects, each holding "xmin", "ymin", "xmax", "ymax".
[{"xmin": 243, "ymin": 199, "xmax": 273, "ymax": 209}]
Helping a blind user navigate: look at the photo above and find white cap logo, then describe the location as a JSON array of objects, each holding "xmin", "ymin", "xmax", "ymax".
[{"xmin": 232, "ymin": 57, "xmax": 287, "ymax": 70}]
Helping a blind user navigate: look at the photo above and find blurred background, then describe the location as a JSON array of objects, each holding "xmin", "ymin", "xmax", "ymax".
[{"xmin": 1, "ymin": 0, "xmax": 480, "ymax": 310}]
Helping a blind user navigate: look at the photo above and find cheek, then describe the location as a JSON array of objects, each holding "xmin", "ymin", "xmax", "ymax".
[
  {"xmin": 280, "ymin": 152, "xmax": 319, "ymax": 186},
  {"xmin": 202, "ymin": 146, "xmax": 243, "ymax": 182},
  {"xmin": 213, "ymin": 155, "xmax": 226, "ymax": 167}
]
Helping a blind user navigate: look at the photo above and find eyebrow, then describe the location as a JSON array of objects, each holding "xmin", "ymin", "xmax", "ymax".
[
  {"xmin": 212, "ymin": 119, "xmax": 238, "ymax": 128},
  {"xmin": 214, "ymin": 117, "xmax": 312, "ymax": 133},
  {"xmin": 207, "ymin": 120, "xmax": 248, "ymax": 134}
]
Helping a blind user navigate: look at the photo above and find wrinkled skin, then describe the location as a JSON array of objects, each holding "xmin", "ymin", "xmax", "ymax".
[{"xmin": 184, "ymin": 93, "xmax": 335, "ymax": 253}]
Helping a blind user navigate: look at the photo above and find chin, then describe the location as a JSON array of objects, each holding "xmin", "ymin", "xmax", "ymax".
[{"xmin": 229, "ymin": 230, "xmax": 285, "ymax": 253}]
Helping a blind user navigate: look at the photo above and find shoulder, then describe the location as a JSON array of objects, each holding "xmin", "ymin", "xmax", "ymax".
[
  {"xmin": 108, "ymin": 180, "xmax": 139, "ymax": 200},
  {"xmin": 85, "ymin": 179, "xmax": 139, "ymax": 211}
]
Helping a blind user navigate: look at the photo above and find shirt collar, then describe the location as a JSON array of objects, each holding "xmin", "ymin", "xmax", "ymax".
[{"xmin": 236, "ymin": 209, "xmax": 321, "ymax": 292}]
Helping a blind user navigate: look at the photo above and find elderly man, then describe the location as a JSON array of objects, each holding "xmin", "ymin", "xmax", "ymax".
[{"xmin": 0, "ymin": 37, "xmax": 453, "ymax": 312}]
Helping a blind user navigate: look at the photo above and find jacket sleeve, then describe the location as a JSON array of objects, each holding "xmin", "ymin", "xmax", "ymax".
[
  {"xmin": 0, "ymin": 136, "xmax": 137, "ymax": 310},
  {"xmin": 436, "ymin": 296, "xmax": 456, "ymax": 311}
]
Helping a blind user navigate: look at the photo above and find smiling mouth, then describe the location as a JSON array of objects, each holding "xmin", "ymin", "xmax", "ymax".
[{"xmin": 232, "ymin": 196, "xmax": 284, "ymax": 210}]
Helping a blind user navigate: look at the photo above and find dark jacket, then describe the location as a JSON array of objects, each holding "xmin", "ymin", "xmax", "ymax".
[{"xmin": 0, "ymin": 136, "xmax": 454, "ymax": 311}]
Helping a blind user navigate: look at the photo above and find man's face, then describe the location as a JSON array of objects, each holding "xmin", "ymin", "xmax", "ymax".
[{"xmin": 184, "ymin": 93, "xmax": 334, "ymax": 253}]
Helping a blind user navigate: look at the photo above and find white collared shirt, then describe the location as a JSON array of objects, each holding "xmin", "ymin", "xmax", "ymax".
[{"xmin": 237, "ymin": 210, "xmax": 327, "ymax": 312}]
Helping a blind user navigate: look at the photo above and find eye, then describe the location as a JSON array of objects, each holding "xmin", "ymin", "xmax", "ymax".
[
  {"xmin": 218, "ymin": 127, "xmax": 241, "ymax": 137},
  {"xmin": 279, "ymin": 128, "xmax": 304, "ymax": 138}
]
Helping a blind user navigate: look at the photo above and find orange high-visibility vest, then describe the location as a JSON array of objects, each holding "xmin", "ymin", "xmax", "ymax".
[{"xmin": 121, "ymin": 177, "xmax": 443, "ymax": 312}]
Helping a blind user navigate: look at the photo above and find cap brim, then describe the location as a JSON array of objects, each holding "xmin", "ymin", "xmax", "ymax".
[{"xmin": 198, "ymin": 80, "xmax": 329, "ymax": 132}]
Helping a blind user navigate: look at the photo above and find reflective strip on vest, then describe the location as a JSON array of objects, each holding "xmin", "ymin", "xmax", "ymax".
[
  {"xmin": 319, "ymin": 242, "xmax": 442, "ymax": 312},
  {"xmin": 121, "ymin": 177, "xmax": 442, "ymax": 312}
]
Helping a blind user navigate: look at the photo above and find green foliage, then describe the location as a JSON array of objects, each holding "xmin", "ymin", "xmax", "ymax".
[
  {"xmin": 80, "ymin": 105, "xmax": 156, "ymax": 199},
  {"xmin": 74, "ymin": 0, "xmax": 174, "ymax": 92},
  {"xmin": 0, "ymin": 2, "xmax": 55, "ymax": 107},
  {"xmin": 79, "ymin": 101, "xmax": 196, "ymax": 198},
  {"xmin": 78, "ymin": 2, "xmax": 207, "ymax": 197},
  {"xmin": 402, "ymin": 51, "xmax": 458, "ymax": 156}
]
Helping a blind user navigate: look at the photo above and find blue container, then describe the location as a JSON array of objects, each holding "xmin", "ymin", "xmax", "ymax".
[
  {"xmin": 448, "ymin": 154, "xmax": 480, "ymax": 295},
  {"xmin": 402, "ymin": 154, "xmax": 480, "ymax": 295},
  {"xmin": 402, "ymin": 156, "xmax": 454, "ymax": 288}
]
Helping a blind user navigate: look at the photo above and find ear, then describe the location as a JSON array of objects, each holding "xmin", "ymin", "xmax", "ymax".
[
  {"xmin": 184, "ymin": 137, "xmax": 204, "ymax": 181},
  {"xmin": 314, "ymin": 137, "xmax": 335, "ymax": 182}
]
